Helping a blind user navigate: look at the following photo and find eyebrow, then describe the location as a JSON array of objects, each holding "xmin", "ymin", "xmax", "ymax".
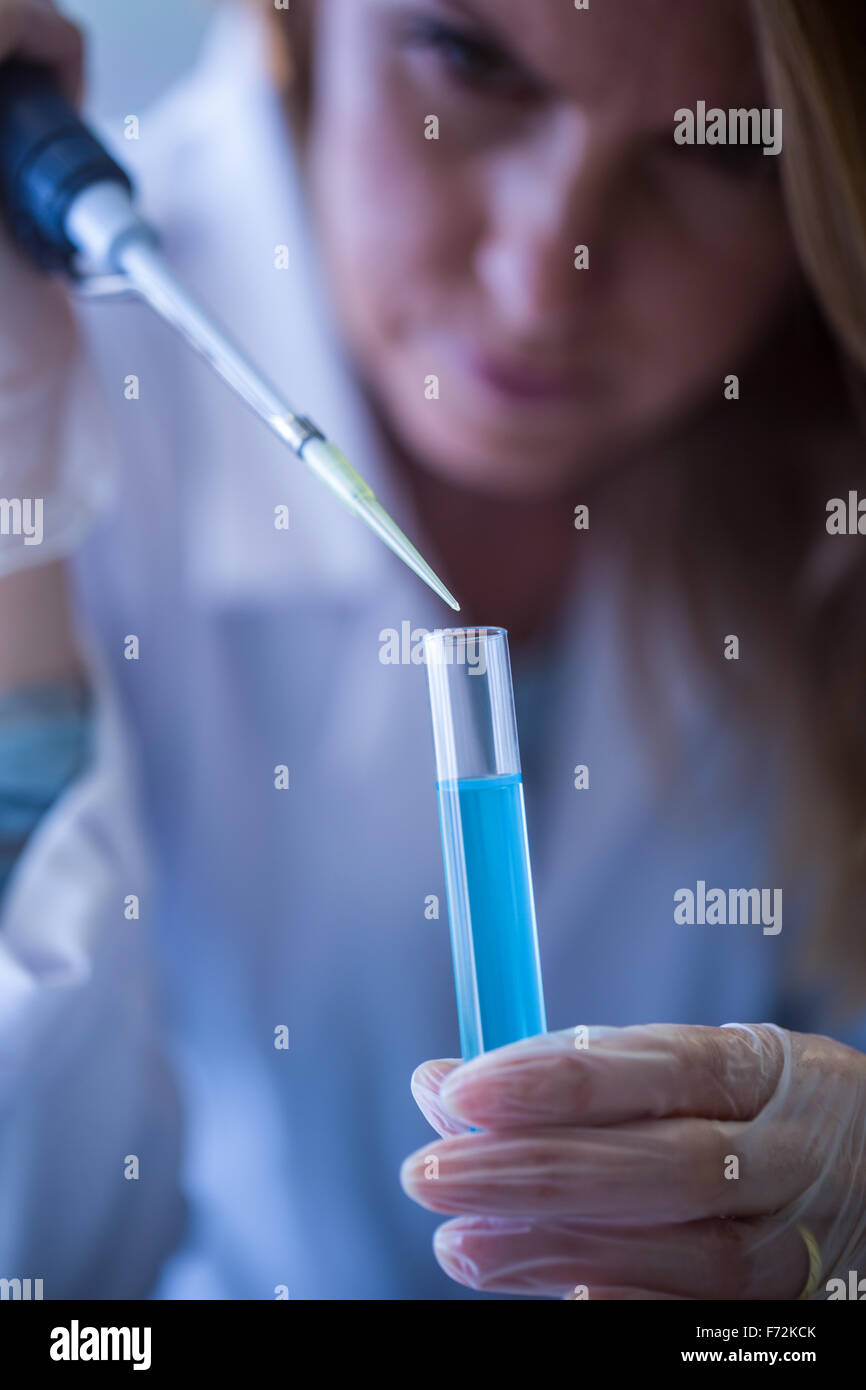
[
  {"xmin": 394, "ymin": 0, "xmax": 514, "ymax": 45},
  {"xmin": 411, "ymin": 0, "xmax": 487, "ymax": 21},
  {"xmin": 389, "ymin": 0, "xmax": 551, "ymax": 85}
]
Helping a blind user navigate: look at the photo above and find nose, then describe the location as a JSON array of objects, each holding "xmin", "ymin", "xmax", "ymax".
[{"xmin": 474, "ymin": 109, "xmax": 620, "ymax": 340}]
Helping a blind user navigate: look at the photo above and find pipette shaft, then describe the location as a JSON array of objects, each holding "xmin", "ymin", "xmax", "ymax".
[{"xmin": 0, "ymin": 59, "xmax": 459, "ymax": 611}]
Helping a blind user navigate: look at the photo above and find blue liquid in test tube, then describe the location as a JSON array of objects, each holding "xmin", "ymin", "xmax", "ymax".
[{"xmin": 424, "ymin": 628, "xmax": 547, "ymax": 1060}]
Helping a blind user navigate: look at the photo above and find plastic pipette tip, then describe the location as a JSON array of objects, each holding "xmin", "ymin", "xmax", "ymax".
[
  {"xmin": 300, "ymin": 437, "xmax": 459, "ymax": 610},
  {"xmin": 354, "ymin": 493, "xmax": 460, "ymax": 612}
]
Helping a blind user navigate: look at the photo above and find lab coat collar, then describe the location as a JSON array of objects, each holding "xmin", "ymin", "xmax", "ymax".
[{"xmin": 139, "ymin": 0, "xmax": 425, "ymax": 608}]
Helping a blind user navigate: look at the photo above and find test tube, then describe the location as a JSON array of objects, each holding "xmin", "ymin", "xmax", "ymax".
[{"xmin": 423, "ymin": 627, "xmax": 547, "ymax": 1060}]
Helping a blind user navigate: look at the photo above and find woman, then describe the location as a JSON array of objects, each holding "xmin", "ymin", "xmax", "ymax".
[{"xmin": 0, "ymin": 0, "xmax": 864, "ymax": 1300}]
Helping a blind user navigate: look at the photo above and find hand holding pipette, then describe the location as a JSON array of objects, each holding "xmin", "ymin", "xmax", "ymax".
[{"xmin": 0, "ymin": 47, "xmax": 458, "ymax": 609}]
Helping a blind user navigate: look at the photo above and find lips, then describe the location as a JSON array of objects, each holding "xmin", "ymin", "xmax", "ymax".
[{"xmin": 456, "ymin": 340, "xmax": 602, "ymax": 404}]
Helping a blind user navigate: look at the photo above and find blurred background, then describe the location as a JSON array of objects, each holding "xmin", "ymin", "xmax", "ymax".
[{"xmin": 64, "ymin": 0, "xmax": 213, "ymax": 119}]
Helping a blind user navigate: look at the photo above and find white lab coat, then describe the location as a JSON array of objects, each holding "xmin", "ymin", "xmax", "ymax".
[{"xmin": 1, "ymin": 1, "xmax": 864, "ymax": 1300}]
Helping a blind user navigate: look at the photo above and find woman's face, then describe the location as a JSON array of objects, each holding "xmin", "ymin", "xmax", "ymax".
[{"xmin": 304, "ymin": 0, "xmax": 800, "ymax": 496}]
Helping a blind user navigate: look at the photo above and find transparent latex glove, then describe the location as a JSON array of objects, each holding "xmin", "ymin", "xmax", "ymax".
[
  {"xmin": 401, "ymin": 1024, "xmax": 866, "ymax": 1300},
  {"xmin": 0, "ymin": 2, "xmax": 113, "ymax": 577}
]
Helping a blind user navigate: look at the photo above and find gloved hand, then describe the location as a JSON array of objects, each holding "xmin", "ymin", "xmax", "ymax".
[
  {"xmin": 0, "ymin": 1, "xmax": 111, "ymax": 577},
  {"xmin": 401, "ymin": 1023, "xmax": 866, "ymax": 1300}
]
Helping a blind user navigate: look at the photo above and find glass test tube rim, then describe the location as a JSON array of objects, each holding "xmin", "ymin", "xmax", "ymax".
[
  {"xmin": 426, "ymin": 625, "xmax": 507, "ymax": 638},
  {"xmin": 424, "ymin": 625, "xmax": 507, "ymax": 660}
]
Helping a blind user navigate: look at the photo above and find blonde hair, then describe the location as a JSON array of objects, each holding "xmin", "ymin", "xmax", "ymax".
[
  {"xmin": 755, "ymin": 1, "xmax": 866, "ymax": 376},
  {"xmin": 625, "ymin": 0, "xmax": 866, "ymax": 1010}
]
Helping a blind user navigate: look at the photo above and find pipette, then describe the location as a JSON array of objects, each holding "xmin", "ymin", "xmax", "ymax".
[{"xmin": 0, "ymin": 60, "xmax": 459, "ymax": 612}]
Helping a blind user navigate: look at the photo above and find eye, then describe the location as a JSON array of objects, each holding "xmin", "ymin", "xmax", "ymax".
[
  {"xmin": 399, "ymin": 16, "xmax": 541, "ymax": 101},
  {"xmin": 662, "ymin": 138, "xmax": 779, "ymax": 183}
]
